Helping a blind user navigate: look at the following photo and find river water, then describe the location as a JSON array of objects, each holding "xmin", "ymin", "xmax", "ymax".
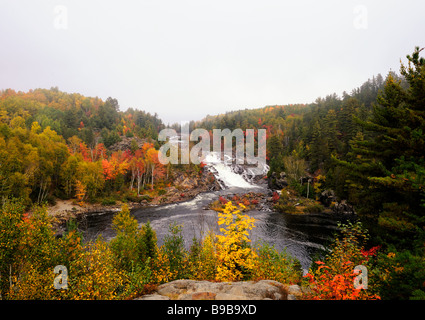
[{"xmin": 80, "ymin": 153, "xmax": 352, "ymax": 271}]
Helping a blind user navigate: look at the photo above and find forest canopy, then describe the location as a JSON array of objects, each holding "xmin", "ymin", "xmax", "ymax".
[{"xmin": 0, "ymin": 88, "xmax": 165, "ymax": 206}]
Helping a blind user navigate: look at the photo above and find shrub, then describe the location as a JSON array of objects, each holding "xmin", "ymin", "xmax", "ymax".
[
  {"xmin": 110, "ymin": 204, "xmax": 139, "ymax": 272},
  {"xmin": 101, "ymin": 197, "xmax": 116, "ymax": 206},
  {"xmin": 252, "ymin": 242, "xmax": 302, "ymax": 284},
  {"xmin": 160, "ymin": 222, "xmax": 188, "ymax": 282},
  {"xmin": 303, "ymin": 203, "xmax": 324, "ymax": 213},
  {"xmin": 304, "ymin": 222, "xmax": 381, "ymax": 300},
  {"xmin": 370, "ymin": 248, "xmax": 425, "ymax": 300},
  {"xmin": 67, "ymin": 238, "xmax": 125, "ymax": 300},
  {"xmin": 219, "ymin": 196, "xmax": 228, "ymax": 205},
  {"xmin": 108, "ymin": 205, "xmax": 157, "ymax": 297},
  {"xmin": 138, "ymin": 221, "xmax": 157, "ymax": 262},
  {"xmin": 187, "ymin": 232, "xmax": 217, "ymax": 281},
  {"xmin": 140, "ymin": 195, "xmax": 152, "ymax": 202},
  {"xmin": 0, "ymin": 199, "xmax": 26, "ymax": 297},
  {"xmin": 124, "ymin": 191, "xmax": 140, "ymax": 203},
  {"xmin": 274, "ymin": 203, "xmax": 296, "ymax": 214}
]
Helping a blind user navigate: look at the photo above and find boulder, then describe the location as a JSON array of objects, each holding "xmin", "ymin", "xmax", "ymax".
[
  {"xmin": 288, "ymin": 284, "xmax": 302, "ymax": 295},
  {"xmin": 215, "ymin": 293, "xmax": 250, "ymax": 300},
  {"xmin": 332, "ymin": 200, "xmax": 356, "ymax": 215},
  {"xmin": 319, "ymin": 189, "xmax": 337, "ymax": 207},
  {"xmin": 268, "ymin": 171, "xmax": 289, "ymax": 190},
  {"xmin": 135, "ymin": 294, "xmax": 170, "ymax": 300},
  {"xmin": 139, "ymin": 279, "xmax": 293, "ymax": 300},
  {"xmin": 180, "ymin": 177, "xmax": 196, "ymax": 189}
]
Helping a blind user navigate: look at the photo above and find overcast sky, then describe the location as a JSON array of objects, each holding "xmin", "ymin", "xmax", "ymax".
[{"xmin": 0, "ymin": 0, "xmax": 424, "ymax": 124}]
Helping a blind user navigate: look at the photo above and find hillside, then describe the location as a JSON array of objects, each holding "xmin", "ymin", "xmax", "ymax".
[{"xmin": 0, "ymin": 88, "xmax": 206, "ymax": 209}]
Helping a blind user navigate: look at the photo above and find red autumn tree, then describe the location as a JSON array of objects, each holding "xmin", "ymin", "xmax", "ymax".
[{"xmin": 79, "ymin": 142, "xmax": 91, "ymax": 162}]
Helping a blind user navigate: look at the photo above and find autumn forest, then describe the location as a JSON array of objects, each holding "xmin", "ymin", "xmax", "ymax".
[{"xmin": 1, "ymin": 47, "xmax": 425, "ymax": 300}]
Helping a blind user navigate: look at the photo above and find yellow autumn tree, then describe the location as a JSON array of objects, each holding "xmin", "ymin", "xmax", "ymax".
[{"xmin": 215, "ymin": 201, "xmax": 257, "ymax": 282}]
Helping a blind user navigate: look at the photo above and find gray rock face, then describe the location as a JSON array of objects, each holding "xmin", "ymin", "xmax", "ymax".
[
  {"xmin": 319, "ymin": 189, "xmax": 337, "ymax": 207},
  {"xmin": 332, "ymin": 199, "xmax": 356, "ymax": 215},
  {"xmin": 136, "ymin": 279, "xmax": 303, "ymax": 300},
  {"xmin": 268, "ymin": 172, "xmax": 289, "ymax": 190},
  {"xmin": 319, "ymin": 189, "xmax": 356, "ymax": 215}
]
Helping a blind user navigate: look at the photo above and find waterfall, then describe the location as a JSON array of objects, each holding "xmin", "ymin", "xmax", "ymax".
[{"xmin": 203, "ymin": 152, "xmax": 269, "ymax": 189}]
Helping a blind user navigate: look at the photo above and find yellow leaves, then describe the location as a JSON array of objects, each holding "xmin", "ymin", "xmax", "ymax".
[
  {"xmin": 387, "ymin": 252, "xmax": 396, "ymax": 259},
  {"xmin": 68, "ymin": 239, "xmax": 123, "ymax": 300},
  {"xmin": 215, "ymin": 201, "xmax": 257, "ymax": 282},
  {"xmin": 74, "ymin": 179, "xmax": 86, "ymax": 202},
  {"xmin": 394, "ymin": 266, "xmax": 404, "ymax": 273}
]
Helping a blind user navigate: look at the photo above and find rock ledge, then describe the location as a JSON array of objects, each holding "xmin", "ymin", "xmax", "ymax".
[{"xmin": 135, "ymin": 279, "xmax": 303, "ymax": 300}]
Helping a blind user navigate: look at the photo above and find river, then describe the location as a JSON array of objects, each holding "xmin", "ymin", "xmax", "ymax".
[{"xmin": 80, "ymin": 153, "xmax": 352, "ymax": 272}]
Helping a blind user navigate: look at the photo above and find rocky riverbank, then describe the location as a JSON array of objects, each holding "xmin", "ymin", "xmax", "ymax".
[
  {"xmin": 268, "ymin": 171, "xmax": 357, "ymax": 215},
  {"xmin": 136, "ymin": 279, "xmax": 304, "ymax": 300}
]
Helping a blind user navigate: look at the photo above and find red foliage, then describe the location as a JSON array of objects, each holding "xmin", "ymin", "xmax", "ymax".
[
  {"xmin": 79, "ymin": 142, "xmax": 91, "ymax": 162},
  {"xmin": 93, "ymin": 143, "xmax": 107, "ymax": 161},
  {"xmin": 102, "ymin": 159, "xmax": 114, "ymax": 180},
  {"xmin": 102, "ymin": 151, "xmax": 129, "ymax": 180},
  {"xmin": 272, "ymin": 191, "xmax": 280, "ymax": 203},
  {"xmin": 242, "ymin": 198, "xmax": 250, "ymax": 206},
  {"xmin": 361, "ymin": 246, "xmax": 381, "ymax": 258},
  {"xmin": 304, "ymin": 260, "xmax": 380, "ymax": 300},
  {"xmin": 219, "ymin": 196, "xmax": 228, "ymax": 205}
]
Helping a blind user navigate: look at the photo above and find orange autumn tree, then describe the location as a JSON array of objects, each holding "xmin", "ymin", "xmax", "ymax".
[
  {"xmin": 102, "ymin": 151, "xmax": 129, "ymax": 181},
  {"xmin": 78, "ymin": 142, "xmax": 91, "ymax": 162}
]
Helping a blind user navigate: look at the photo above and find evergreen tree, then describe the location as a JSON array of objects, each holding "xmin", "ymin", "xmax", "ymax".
[
  {"xmin": 308, "ymin": 120, "xmax": 329, "ymax": 171},
  {"xmin": 338, "ymin": 47, "xmax": 425, "ymax": 246}
]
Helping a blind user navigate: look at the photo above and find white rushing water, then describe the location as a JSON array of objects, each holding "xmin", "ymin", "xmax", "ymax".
[
  {"xmin": 204, "ymin": 152, "xmax": 256, "ymax": 189},
  {"xmin": 210, "ymin": 162, "xmax": 255, "ymax": 189}
]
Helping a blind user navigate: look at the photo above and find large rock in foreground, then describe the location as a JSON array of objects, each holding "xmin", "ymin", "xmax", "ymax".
[{"xmin": 136, "ymin": 280, "xmax": 303, "ymax": 300}]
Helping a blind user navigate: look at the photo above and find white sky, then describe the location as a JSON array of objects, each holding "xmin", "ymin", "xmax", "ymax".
[{"xmin": 0, "ymin": 0, "xmax": 424, "ymax": 124}]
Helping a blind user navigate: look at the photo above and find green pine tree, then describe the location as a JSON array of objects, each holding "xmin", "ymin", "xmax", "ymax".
[{"xmin": 337, "ymin": 47, "xmax": 425, "ymax": 246}]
